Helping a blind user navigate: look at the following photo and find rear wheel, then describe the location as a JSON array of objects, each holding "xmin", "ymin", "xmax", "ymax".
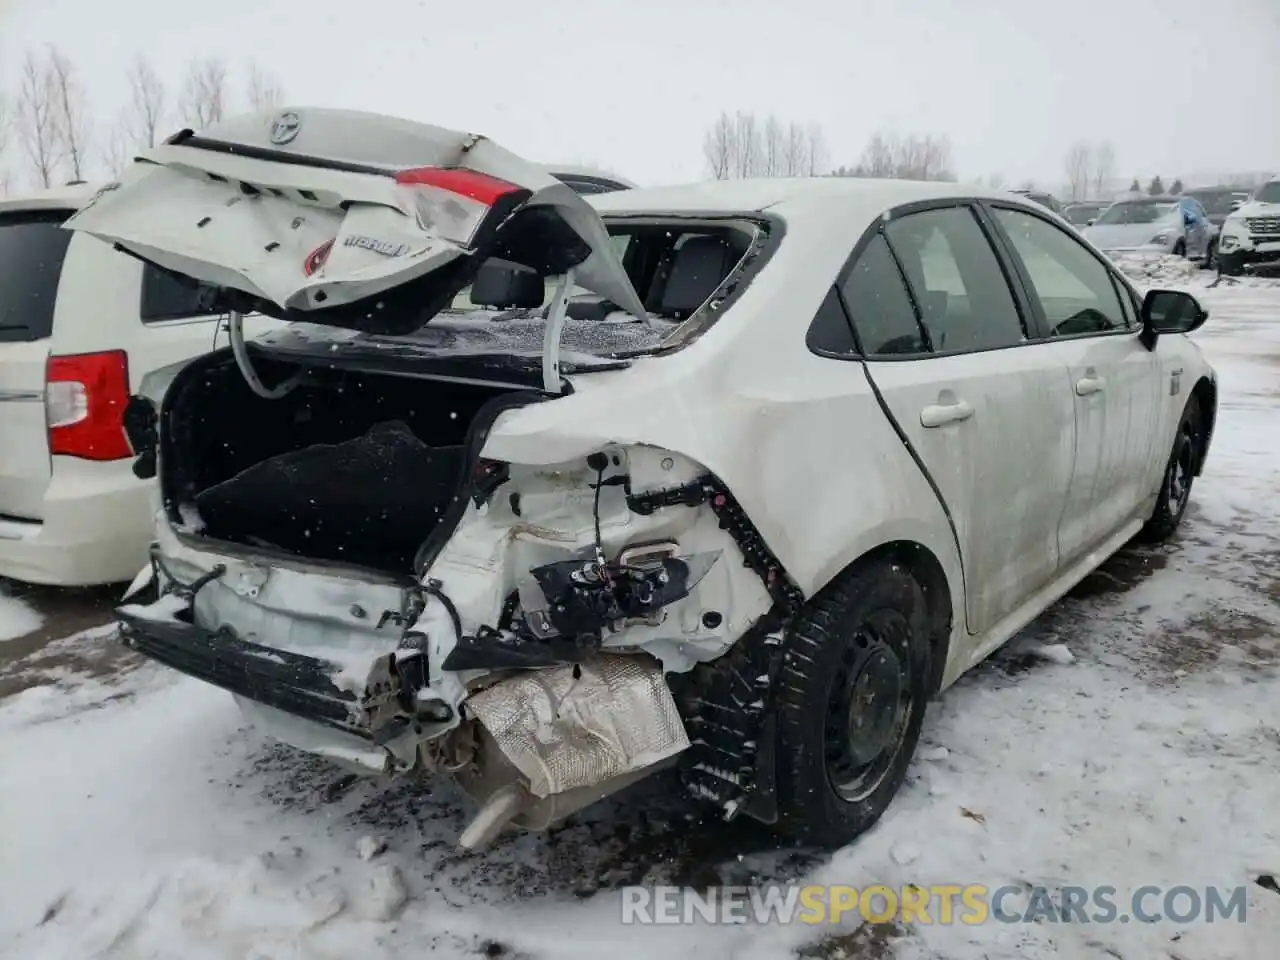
[
  {"xmin": 1139, "ymin": 397, "xmax": 1202, "ymax": 542},
  {"xmin": 1202, "ymin": 239, "xmax": 1217, "ymax": 270},
  {"xmin": 1218, "ymin": 252, "xmax": 1244, "ymax": 277},
  {"xmin": 774, "ymin": 561, "xmax": 932, "ymax": 846},
  {"xmin": 1173, "ymin": 239, "xmax": 1186, "ymax": 258}
]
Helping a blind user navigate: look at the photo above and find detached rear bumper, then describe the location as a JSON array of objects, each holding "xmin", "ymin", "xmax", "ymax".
[{"xmin": 117, "ymin": 608, "xmax": 364, "ymax": 737}]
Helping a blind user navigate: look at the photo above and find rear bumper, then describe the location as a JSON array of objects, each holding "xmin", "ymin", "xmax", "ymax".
[
  {"xmin": 117, "ymin": 608, "xmax": 364, "ymax": 737},
  {"xmin": 0, "ymin": 460, "xmax": 154, "ymax": 586}
]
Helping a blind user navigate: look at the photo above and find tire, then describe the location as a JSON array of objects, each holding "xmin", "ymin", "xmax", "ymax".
[
  {"xmin": 1218, "ymin": 252, "xmax": 1244, "ymax": 277},
  {"xmin": 1138, "ymin": 397, "xmax": 1202, "ymax": 543},
  {"xmin": 1173, "ymin": 240, "xmax": 1186, "ymax": 258},
  {"xmin": 774, "ymin": 561, "xmax": 932, "ymax": 846},
  {"xmin": 1202, "ymin": 239, "xmax": 1217, "ymax": 270}
]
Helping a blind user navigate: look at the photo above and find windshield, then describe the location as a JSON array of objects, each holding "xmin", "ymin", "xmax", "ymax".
[
  {"xmin": 1253, "ymin": 182, "xmax": 1280, "ymax": 204},
  {"xmin": 1094, "ymin": 201, "xmax": 1179, "ymax": 226}
]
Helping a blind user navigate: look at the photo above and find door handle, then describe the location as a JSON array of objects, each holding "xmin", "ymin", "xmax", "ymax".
[
  {"xmin": 920, "ymin": 399, "xmax": 974, "ymax": 428},
  {"xmin": 1075, "ymin": 376, "xmax": 1106, "ymax": 396}
]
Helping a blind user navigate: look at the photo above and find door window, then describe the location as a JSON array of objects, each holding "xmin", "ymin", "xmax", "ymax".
[
  {"xmin": 883, "ymin": 206, "xmax": 1025, "ymax": 353},
  {"xmin": 992, "ymin": 207, "xmax": 1128, "ymax": 336},
  {"xmin": 838, "ymin": 234, "xmax": 926, "ymax": 356}
]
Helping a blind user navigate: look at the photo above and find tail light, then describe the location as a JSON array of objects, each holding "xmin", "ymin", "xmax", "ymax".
[
  {"xmin": 45, "ymin": 351, "xmax": 132, "ymax": 461},
  {"xmin": 393, "ymin": 167, "xmax": 531, "ymax": 247},
  {"xmin": 393, "ymin": 167, "xmax": 522, "ymax": 206}
]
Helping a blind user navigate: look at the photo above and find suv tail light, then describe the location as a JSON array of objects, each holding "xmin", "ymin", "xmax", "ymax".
[{"xmin": 45, "ymin": 351, "xmax": 133, "ymax": 460}]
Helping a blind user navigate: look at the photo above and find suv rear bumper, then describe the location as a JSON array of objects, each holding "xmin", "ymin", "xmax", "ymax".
[{"xmin": 0, "ymin": 460, "xmax": 153, "ymax": 585}]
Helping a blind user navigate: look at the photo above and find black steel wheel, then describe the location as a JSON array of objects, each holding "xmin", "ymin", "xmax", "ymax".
[{"xmin": 774, "ymin": 561, "xmax": 932, "ymax": 846}]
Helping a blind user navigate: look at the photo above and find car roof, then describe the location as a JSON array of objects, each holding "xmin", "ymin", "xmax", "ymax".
[
  {"xmin": 0, "ymin": 182, "xmax": 99, "ymax": 214},
  {"xmin": 587, "ymin": 177, "xmax": 1022, "ymax": 220}
]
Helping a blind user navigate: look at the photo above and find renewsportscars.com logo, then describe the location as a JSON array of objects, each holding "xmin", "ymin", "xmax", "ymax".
[{"xmin": 620, "ymin": 884, "xmax": 1251, "ymax": 926}]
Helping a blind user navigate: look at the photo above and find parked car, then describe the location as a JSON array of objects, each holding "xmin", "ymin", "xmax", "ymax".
[
  {"xmin": 1063, "ymin": 201, "xmax": 1110, "ymax": 228},
  {"xmin": 0, "ymin": 184, "xmax": 281, "ymax": 587},
  {"xmin": 1216, "ymin": 178, "xmax": 1280, "ymax": 276},
  {"xmin": 1183, "ymin": 186, "xmax": 1252, "ymax": 230},
  {"xmin": 1082, "ymin": 195, "xmax": 1214, "ymax": 260},
  {"xmin": 1012, "ymin": 189, "xmax": 1065, "ymax": 214},
  {"xmin": 81, "ymin": 108, "xmax": 1216, "ymax": 851}
]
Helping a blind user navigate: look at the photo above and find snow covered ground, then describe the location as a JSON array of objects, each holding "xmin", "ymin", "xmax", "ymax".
[
  {"xmin": 1, "ymin": 258, "xmax": 1277, "ymax": 960},
  {"xmin": 0, "ymin": 584, "xmax": 43, "ymax": 643}
]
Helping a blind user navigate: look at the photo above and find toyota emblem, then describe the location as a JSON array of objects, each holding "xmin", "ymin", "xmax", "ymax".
[{"xmin": 269, "ymin": 112, "xmax": 301, "ymax": 145}]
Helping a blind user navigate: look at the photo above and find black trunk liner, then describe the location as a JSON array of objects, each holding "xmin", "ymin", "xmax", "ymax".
[{"xmin": 194, "ymin": 420, "xmax": 462, "ymax": 571}]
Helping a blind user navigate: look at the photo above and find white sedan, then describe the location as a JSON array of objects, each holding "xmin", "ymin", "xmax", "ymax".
[{"xmin": 71, "ymin": 108, "xmax": 1217, "ymax": 850}]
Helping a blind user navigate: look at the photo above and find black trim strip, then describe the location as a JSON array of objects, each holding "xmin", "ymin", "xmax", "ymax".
[{"xmin": 175, "ymin": 135, "xmax": 396, "ymax": 177}]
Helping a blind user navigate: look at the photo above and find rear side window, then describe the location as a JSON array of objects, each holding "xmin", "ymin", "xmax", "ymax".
[
  {"xmin": 884, "ymin": 207, "xmax": 1025, "ymax": 353},
  {"xmin": 140, "ymin": 265, "xmax": 220, "ymax": 323},
  {"xmin": 839, "ymin": 234, "xmax": 926, "ymax": 356},
  {"xmin": 0, "ymin": 213, "xmax": 74, "ymax": 343}
]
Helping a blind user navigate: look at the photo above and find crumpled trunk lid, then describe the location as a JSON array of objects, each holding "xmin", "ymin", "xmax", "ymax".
[{"xmin": 63, "ymin": 107, "xmax": 646, "ymax": 336}]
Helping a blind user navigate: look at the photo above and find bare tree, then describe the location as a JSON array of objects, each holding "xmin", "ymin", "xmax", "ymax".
[
  {"xmin": 1092, "ymin": 140, "xmax": 1116, "ymax": 199},
  {"xmin": 1063, "ymin": 140, "xmax": 1091, "ymax": 201},
  {"xmin": 733, "ymin": 111, "xmax": 759, "ymax": 178},
  {"xmin": 16, "ymin": 51, "xmax": 63, "ymax": 188},
  {"xmin": 702, "ymin": 112, "xmax": 733, "ymax": 180},
  {"xmin": 702, "ymin": 111, "xmax": 827, "ymax": 179},
  {"xmin": 782, "ymin": 121, "xmax": 808, "ymax": 176},
  {"xmin": 245, "ymin": 61, "xmax": 284, "ymax": 112},
  {"xmin": 803, "ymin": 122, "xmax": 826, "ymax": 177},
  {"xmin": 179, "ymin": 58, "xmax": 230, "ymax": 129},
  {"xmin": 0, "ymin": 94, "xmax": 11, "ymax": 193},
  {"xmin": 125, "ymin": 55, "xmax": 167, "ymax": 148},
  {"xmin": 845, "ymin": 131, "xmax": 954, "ymax": 181},
  {"xmin": 47, "ymin": 46, "xmax": 92, "ymax": 181}
]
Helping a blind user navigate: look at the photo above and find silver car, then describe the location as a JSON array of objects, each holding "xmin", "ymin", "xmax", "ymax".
[{"xmin": 1082, "ymin": 196, "xmax": 1215, "ymax": 260}]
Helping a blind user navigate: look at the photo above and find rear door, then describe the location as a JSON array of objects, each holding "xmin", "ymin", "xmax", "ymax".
[
  {"xmin": 846, "ymin": 202, "xmax": 1076, "ymax": 635},
  {"xmin": 985, "ymin": 203, "xmax": 1161, "ymax": 566},
  {"xmin": 0, "ymin": 211, "xmax": 75, "ymax": 522}
]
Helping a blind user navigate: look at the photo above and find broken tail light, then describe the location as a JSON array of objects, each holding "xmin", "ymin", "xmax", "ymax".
[
  {"xmin": 393, "ymin": 167, "xmax": 532, "ymax": 248},
  {"xmin": 46, "ymin": 351, "xmax": 133, "ymax": 461}
]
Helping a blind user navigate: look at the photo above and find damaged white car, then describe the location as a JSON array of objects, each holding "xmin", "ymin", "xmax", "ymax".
[{"xmin": 68, "ymin": 107, "xmax": 1218, "ymax": 850}]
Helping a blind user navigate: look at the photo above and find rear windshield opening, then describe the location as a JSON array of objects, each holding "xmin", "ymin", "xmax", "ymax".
[
  {"xmin": 0, "ymin": 212, "xmax": 75, "ymax": 343},
  {"xmin": 409, "ymin": 219, "xmax": 762, "ymax": 360}
]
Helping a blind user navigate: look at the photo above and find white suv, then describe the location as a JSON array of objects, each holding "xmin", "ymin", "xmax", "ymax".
[
  {"xmin": 0, "ymin": 183, "xmax": 275, "ymax": 586},
  {"xmin": 1217, "ymin": 178, "xmax": 1280, "ymax": 276}
]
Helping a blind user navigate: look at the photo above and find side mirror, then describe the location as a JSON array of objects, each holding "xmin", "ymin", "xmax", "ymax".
[
  {"xmin": 1231, "ymin": 200, "xmax": 1243, "ymax": 211},
  {"xmin": 1139, "ymin": 289, "xmax": 1208, "ymax": 349},
  {"xmin": 1086, "ymin": 218, "xmax": 1097, "ymax": 226}
]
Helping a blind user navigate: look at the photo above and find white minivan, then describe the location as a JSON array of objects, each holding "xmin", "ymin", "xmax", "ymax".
[{"xmin": 0, "ymin": 183, "xmax": 276, "ymax": 586}]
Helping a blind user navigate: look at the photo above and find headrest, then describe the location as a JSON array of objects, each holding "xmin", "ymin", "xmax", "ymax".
[
  {"xmin": 659, "ymin": 236, "xmax": 736, "ymax": 316},
  {"xmin": 470, "ymin": 261, "xmax": 545, "ymax": 309}
]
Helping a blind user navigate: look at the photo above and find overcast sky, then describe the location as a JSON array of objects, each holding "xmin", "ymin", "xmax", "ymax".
[{"xmin": 2, "ymin": 0, "xmax": 1278, "ymax": 190}]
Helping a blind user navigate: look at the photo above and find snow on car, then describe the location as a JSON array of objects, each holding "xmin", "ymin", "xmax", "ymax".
[{"xmin": 65, "ymin": 107, "xmax": 1219, "ymax": 851}]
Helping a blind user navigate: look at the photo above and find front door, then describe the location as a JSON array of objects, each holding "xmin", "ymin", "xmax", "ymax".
[{"xmin": 986, "ymin": 205, "xmax": 1162, "ymax": 567}]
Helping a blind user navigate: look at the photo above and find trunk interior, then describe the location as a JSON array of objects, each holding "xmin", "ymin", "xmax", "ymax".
[{"xmin": 162, "ymin": 353, "xmax": 527, "ymax": 574}]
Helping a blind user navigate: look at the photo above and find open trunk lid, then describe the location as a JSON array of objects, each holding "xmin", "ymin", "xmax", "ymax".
[{"xmin": 63, "ymin": 108, "xmax": 646, "ymax": 337}]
